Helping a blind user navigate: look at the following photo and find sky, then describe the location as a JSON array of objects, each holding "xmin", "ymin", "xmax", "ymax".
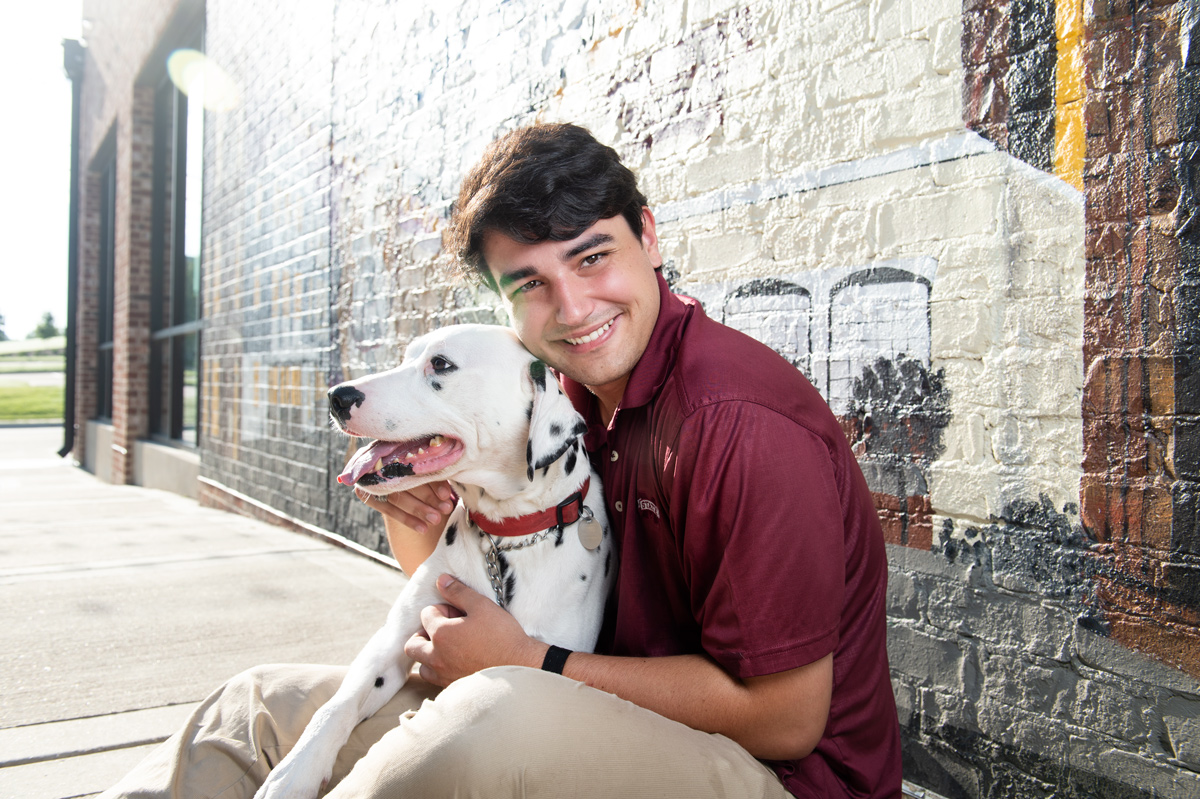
[{"xmin": 0, "ymin": 1, "xmax": 82, "ymax": 340}]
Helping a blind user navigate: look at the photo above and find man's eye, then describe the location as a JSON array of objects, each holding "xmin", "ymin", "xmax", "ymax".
[
  {"xmin": 430, "ymin": 355, "xmax": 457, "ymax": 374},
  {"xmin": 582, "ymin": 253, "xmax": 604, "ymax": 266},
  {"xmin": 513, "ymin": 280, "xmax": 542, "ymax": 296}
]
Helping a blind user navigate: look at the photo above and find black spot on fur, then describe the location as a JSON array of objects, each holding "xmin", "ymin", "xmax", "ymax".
[
  {"xmin": 525, "ymin": 402, "xmax": 533, "ymax": 421},
  {"xmin": 554, "ymin": 526, "xmax": 564, "ymax": 546},
  {"xmin": 431, "ymin": 380, "xmax": 442, "ymax": 392},
  {"xmin": 572, "ymin": 420, "xmax": 588, "ymax": 438},
  {"xmin": 444, "ymin": 523, "xmax": 458, "ymax": 547},
  {"xmin": 381, "ymin": 461, "xmax": 415, "ymax": 478},
  {"xmin": 565, "ymin": 449, "xmax": 577, "ymax": 475},
  {"xmin": 495, "ymin": 551, "xmax": 515, "ymax": 605},
  {"xmin": 580, "ymin": 574, "xmax": 587, "ymax": 581},
  {"xmin": 375, "ymin": 676, "xmax": 385, "ymax": 688},
  {"xmin": 550, "ymin": 423, "xmax": 562, "ymax": 436},
  {"xmin": 530, "ymin": 360, "xmax": 547, "ymax": 391},
  {"xmin": 604, "ymin": 551, "xmax": 612, "ymax": 577}
]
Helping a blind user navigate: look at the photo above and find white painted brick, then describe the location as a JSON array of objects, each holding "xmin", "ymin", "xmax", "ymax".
[
  {"xmin": 876, "ymin": 184, "xmax": 1003, "ymax": 247},
  {"xmin": 932, "ymin": 17, "xmax": 960, "ymax": 75},
  {"xmin": 686, "ymin": 231, "xmax": 762, "ymax": 278},
  {"xmin": 930, "ymin": 297, "xmax": 999, "ymax": 359},
  {"xmin": 930, "ymin": 461, "xmax": 1002, "ymax": 522},
  {"xmin": 685, "ymin": 144, "xmax": 765, "ymax": 194}
]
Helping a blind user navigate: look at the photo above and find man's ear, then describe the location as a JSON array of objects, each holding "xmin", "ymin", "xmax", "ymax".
[{"xmin": 526, "ymin": 360, "xmax": 588, "ymax": 481}]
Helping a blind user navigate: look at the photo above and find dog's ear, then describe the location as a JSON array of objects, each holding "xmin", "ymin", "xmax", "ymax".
[{"xmin": 526, "ymin": 360, "xmax": 588, "ymax": 481}]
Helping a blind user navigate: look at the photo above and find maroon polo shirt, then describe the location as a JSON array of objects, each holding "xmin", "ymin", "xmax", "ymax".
[{"xmin": 560, "ymin": 272, "xmax": 902, "ymax": 799}]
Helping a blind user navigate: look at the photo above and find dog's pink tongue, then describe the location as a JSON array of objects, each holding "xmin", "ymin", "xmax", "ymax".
[{"xmin": 338, "ymin": 440, "xmax": 407, "ymax": 485}]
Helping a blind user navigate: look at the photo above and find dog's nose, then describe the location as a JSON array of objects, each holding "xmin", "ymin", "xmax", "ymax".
[{"xmin": 328, "ymin": 385, "xmax": 366, "ymax": 422}]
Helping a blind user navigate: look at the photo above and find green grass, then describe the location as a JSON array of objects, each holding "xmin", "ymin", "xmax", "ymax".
[
  {"xmin": 0, "ymin": 359, "xmax": 64, "ymax": 373},
  {"xmin": 0, "ymin": 336, "xmax": 66, "ymax": 356},
  {"xmin": 0, "ymin": 385, "xmax": 64, "ymax": 421}
]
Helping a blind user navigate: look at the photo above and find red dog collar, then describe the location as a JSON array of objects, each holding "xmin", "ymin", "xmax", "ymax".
[{"xmin": 470, "ymin": 478, "xmax": 590, "ymax": 537}]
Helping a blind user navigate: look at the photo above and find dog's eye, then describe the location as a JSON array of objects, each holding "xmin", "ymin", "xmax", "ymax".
[{"xmin": 430, "ymin": 355, "xmax": 456, "ymax": 374}]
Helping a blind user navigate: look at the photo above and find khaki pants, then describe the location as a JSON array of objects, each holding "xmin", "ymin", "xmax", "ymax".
[{"xmin": 101, "ymin": 664, "xmax": 791, "ymax": 798}]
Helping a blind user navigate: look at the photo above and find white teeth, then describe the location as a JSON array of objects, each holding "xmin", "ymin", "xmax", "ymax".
[
  {"xmin": 429, "ymin": 436, "xmax": 444, "ymax": 447},
  {"xmin": 566, "ymin": 319, "xmax": 613, "ymax": 346},
  {"xmin": 417, "ymin": 448, "xmax": 425, "ymax": 455},
  {"xmin": 405, "ymin": 452, "xmax": 415, "ymax": 460}
]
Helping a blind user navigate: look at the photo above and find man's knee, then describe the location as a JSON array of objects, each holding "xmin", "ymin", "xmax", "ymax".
[{"xmin": 408, "ymin": 666, "xmax": 588, "ymax": 758}]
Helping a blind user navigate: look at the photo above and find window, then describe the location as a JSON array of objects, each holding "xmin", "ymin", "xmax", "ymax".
[
  {"xmin": 96, "ymin": 158, "xmax": 116, "ymax": 420},
  {"xmin": 722, "ymin": 279, "xmax": 813, "ymax": 378},
  {"xmin": 827, "ymin": 268, "xmax": 931, "ymax": 414},
  {"xmin": 149, "ymin": 42, "xmax": 204, "ymax": 446}
]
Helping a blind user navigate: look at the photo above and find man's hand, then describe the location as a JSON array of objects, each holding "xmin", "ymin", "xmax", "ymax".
[
  {"xmin": 403, "ymin": 574, "xmax": 547, "ymax": 687},
  {"xmin": 357, "ymin": 481, "xmax": 455, "ymax": 534}
]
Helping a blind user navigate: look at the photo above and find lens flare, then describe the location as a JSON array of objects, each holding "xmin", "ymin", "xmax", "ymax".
[{"xmin": 166, "ymin": 49, "xmax": 240, "ymax": 111}]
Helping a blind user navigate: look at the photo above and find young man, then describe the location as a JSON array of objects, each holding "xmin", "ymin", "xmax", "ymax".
[
  {"xmin": 102, "ymin": 123, "xmax": 900, "ymax": 799},
  {"xmin": 375, "ymin": 123, "xmax": 902, "ymax": 797}
]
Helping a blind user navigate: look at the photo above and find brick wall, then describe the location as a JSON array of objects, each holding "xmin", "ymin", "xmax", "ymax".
[
  {"xmin": 74, "ymin": 0, "xmax": 202, "ymax": 480},
  {"xmin": 197, "ymin": 0, "xmax": 338, "ymax": 529},
  {"xmin": 76, "ymin": 0, "xmax": 1200, "ymax": 795}
]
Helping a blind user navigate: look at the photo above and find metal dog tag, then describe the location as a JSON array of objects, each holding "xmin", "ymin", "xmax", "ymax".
[{"xmin": 577, "ymin": 507, "xmax": 604, "ymax": 551}]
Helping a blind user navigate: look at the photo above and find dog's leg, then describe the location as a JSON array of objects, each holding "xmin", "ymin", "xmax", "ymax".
[{"xmin": 253, "ymin": 562, "xmax": 447, "ymax": 799}]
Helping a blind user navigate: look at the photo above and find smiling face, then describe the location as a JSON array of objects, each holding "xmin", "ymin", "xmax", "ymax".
[{"xmin": 483, "ymin": 209, "xmax": 663, "ymax": 417}]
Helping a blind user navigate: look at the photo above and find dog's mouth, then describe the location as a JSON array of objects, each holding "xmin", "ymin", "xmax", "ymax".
[{"xmin": 338, "ymin": 434, "xmax": 464, "ymax": 488}]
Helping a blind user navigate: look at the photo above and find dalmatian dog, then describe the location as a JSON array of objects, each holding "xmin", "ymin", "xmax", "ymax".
[{"xmin": 254, "ymin": 324, "xmax": 614, "ymax": 799}]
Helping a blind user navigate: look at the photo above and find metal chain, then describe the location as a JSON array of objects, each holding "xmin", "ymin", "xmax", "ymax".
[{"xmin": 480, "ymin": 527, "xmax": 559, "ymax": 608}]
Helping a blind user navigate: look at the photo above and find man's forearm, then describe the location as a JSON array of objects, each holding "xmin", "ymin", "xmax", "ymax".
[
  {"xmin": 383, "ymin": 513, "xmax": 440, "ymax": 575},
  {"xmin": 551, "ymin": 648, "xmax": 832, "ymax": 761}
]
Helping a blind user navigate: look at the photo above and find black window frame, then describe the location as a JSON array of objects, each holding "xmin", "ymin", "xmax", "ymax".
[
  {"xmin": 95, "ymin": 157, "xmax": 116, "ymax": 421},
  {"xmin": 148, "ymin": 33, "xmax": 205, "ymax": 448}
]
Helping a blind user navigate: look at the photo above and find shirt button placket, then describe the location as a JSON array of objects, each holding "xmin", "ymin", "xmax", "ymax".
[{"xmin": 609, "ymin": 450, "xmax": 622, "ymax": 512}]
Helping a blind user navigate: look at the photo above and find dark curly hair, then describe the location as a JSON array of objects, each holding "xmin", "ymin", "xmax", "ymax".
[{"xmin": 445, "ymin": 123, "xmax": 648, "ymax": 290}]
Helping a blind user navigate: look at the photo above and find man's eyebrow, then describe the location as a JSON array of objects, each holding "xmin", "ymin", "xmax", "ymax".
[
  {"xmin": 562, "ymin": 232, "xmax": 616, "ymax": 260},
  {"xmin": 497, "ymin": 266, "xmax": 538, "ymax": 291},
  {"xmin": 496, "ymin": 233, "xmax": 618, "ymax": 290}
]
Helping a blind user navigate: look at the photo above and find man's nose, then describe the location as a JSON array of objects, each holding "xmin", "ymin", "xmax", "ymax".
[{"xmin": 553, "ymin": 275, "xmax": 592, "ymax": 326}]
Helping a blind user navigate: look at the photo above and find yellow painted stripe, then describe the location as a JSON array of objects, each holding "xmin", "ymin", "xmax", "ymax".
[{"xmin": 1054, "ymin": 0, "xmax": 1085, "ymax": 190}]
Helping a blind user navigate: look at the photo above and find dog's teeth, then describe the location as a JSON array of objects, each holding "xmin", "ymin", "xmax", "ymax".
[
  {"xmin": 417, "ymin": 448, "xmax": 425, "ymax": 455},
  {"xmin": 405, "ymin": 452, "xmax": 415, "ymax": 460},
  {"xmin": 429, "ymin": 435, "xmax": 444, "ymax": 447},
  {"xmin": 374, "ymin": 458, "xmax": 384, "ymax": 472}
]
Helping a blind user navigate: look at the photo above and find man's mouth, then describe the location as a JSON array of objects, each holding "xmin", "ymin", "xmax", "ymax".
[
  {"xmin": 337, "ymin": 434, "xmax": 464, "ymax": 486},
  {"xmin": 565, "ymin": 318, "xmax": 614, "ymax": 346}
]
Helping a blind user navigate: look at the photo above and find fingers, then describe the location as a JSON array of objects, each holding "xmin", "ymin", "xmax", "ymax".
[
  {"xmin": 436, "ymin": 574, "xmax": 489, "ymax": 613},
  {"xmin": 405, "ymin": 607, "xmax": 462, "ymax": 688},
  {"xmin": 355, "ymin": 481, "xmax": 456, "ymax": 534}
]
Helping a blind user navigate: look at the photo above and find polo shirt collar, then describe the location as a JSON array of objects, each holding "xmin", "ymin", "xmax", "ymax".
[{"xmin": 619, "ymin": 269, "xmax": 694, "ymax": 411}]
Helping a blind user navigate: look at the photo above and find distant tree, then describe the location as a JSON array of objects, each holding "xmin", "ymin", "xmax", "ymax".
[
  {"xmin": 30, "ymin": 312, "xmax": 61, "ymax": 339},
  {"xmin": 0, "ymin": 313, "xmax": 8, "ymax": 342}
]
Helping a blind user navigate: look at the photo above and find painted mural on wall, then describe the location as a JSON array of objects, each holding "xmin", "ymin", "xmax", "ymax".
[
  {"xmin": 683, "ymin": 258, "xmax": 950, "ymax": 550},
  {"xmin": 960, "ymin": 0, "xmax": 1200, "ymax": 678}
]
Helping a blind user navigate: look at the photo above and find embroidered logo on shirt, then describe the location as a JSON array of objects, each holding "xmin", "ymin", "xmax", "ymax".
[{"xmin": 637, "ymin": 498, "xmax": 661, "ymax": 518}]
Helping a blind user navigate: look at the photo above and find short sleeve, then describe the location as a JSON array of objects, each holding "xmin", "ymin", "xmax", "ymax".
[{"xmin": 667, "ymin": 401, "xmax": 845, "ymax": 678}]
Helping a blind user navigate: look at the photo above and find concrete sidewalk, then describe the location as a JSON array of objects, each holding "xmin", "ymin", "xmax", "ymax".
[{"xmin": 0, "ymin": 425, "xmax": 407, "ymax": 798}]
